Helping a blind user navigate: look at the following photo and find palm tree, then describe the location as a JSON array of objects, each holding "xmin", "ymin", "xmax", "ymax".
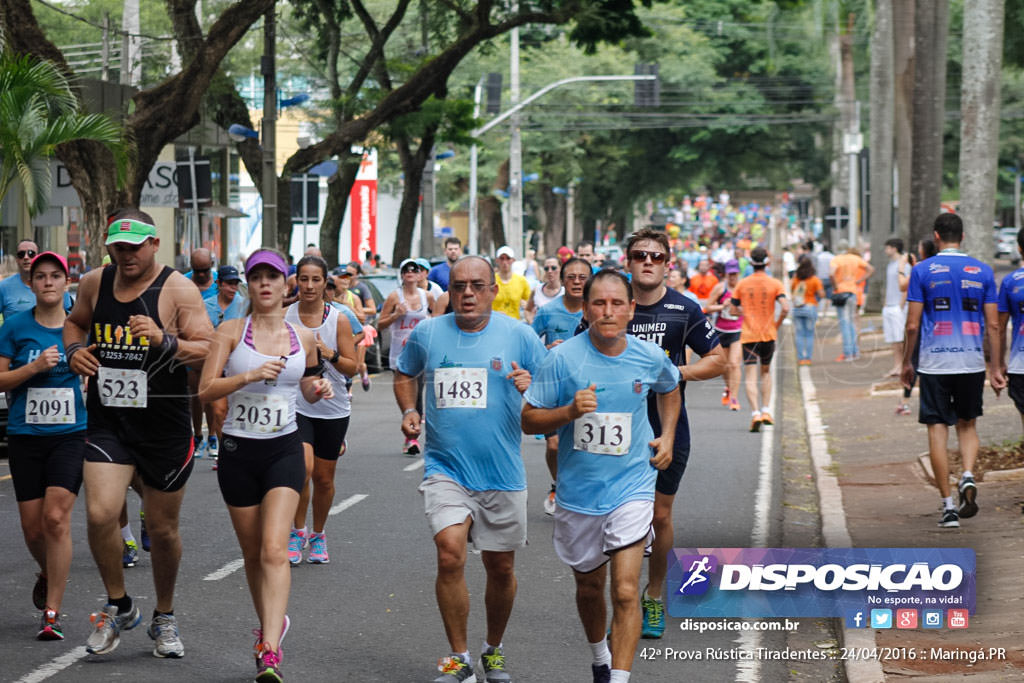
[{"xmin": 0, "ymin": 49, "xmax": 124, "ymax": 225}]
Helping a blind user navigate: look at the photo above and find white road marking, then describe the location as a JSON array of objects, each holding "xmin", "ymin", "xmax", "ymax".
[
  {"xmin": 15, "ymin": 646, "xmax": 88, "ymax": 683},
  {"xmin": 403, "ymin": 458, "xmax": 424, "ymax": 472},
  {"xmin": 329, "ymin": 493, "xmax": 368, "ymax": 516}
]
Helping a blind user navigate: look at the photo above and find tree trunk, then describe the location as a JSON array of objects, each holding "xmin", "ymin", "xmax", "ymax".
[
  {"xmin": 910, "ymin": 0, "xmax": 949, "ymax": 248},
  {"xmin": 892, "ymin": 0, "xmax": 914, "ymax": 242},
  {"xmin": 392, "ymin": 131, "xmax": 436, "ymax": 264},
  {"xmin": 319, "ymin": 152, "xmax": 363, "ymax": 266},
  {"xmin": 540, "ymin": 184, "xmax": 566, "ymax": 258},
  {"xmin": 867, "ymin": 0, "xmax": 895, "ymax": 313},
  {"xmin": 959, "ymin": 0, "xmax": 1005, "ymax": 260},
  {"xmin": 831, "ymin": 12, "xmax": 857, "ymax": 239}
]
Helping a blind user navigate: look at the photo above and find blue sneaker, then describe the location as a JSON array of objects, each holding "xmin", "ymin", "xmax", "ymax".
[
  {"xmin": 194, "ymin": 438, "xmax": 207, "ymax": 459},
  {"xmin": 207, "ymin": 435, "xmax": 219, "ymax": 458},
  {"xmin": 641, "ymin": 593, "xmax": 665, "ymax": 638},
  {"xmin": 592, "ymin": 663, "xmax": 611, "ymax": 683},
  {"xmin": 122, "ymin": 540, "xmax": 139, "ymax": 568}
]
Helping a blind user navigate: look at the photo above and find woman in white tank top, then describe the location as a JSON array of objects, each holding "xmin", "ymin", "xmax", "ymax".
[
  {"xmin": 284, "ymin": 255, "xmax": 358, "ymax": 565},
  {"xmin": 198, "ymin": 249, "xmax": 333, "ymax": 681}
]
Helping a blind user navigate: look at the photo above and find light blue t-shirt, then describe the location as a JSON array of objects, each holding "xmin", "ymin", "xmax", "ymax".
[
  {"xmin": 396, "ymin": 312, "xmax": 547, "ymax": 491},
  {"xmin": 0, "ymin": 309, "xmax": 87, "ymax": 434},
  {"xmin": 524, "ymin": 333, "xmax": 680, "ymax": 515},
  {"xmin": 531, "ymin": 296, "xmax": 583, "ymax": 346},
  {"xmin": 0, "ymin": 273, "xmax": 74, "ymax": 322},
  {"xmin": 906, "ymin": 251, "xmax": 996, "ymax": 375},
  {"xmin": 185, "ymin": 270, "xmax": 219, "ymax": 300},
  {"xmin": 205, "ymin": 293, "xmax": 247, "ymax": 328},
  {"xmin": 329, "ymin": 301, "xmax": 364, "ymax": 335},
  {"xmin": 998, "ymin": 267, "xmax": 1024, "ymax": 374}
]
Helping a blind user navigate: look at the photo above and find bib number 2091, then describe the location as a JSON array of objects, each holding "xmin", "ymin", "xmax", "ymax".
[{"xmin": 26, "ymin": 387, "xmax": 76, "ymax": 424}]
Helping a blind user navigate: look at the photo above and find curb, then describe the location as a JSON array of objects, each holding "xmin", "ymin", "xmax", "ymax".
[
  {"xmin": 916, "ymin": 453, "xmax": 1024, "ymax": 484},
  {"xmin": 798, "ymin": 365, "xmax": 886, "ymax": 683}
]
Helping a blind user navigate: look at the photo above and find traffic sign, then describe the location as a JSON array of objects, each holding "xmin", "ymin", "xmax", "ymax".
[{"xmin": 825, "ymin": 205, "xmax": 849, "ymax": 232}]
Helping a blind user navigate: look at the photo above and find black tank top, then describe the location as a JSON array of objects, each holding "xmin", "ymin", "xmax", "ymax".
[{"xmin": 86, "ymin": 265, "xmax": 190, "ymax": 440}]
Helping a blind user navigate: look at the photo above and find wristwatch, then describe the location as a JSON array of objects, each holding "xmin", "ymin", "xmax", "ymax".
[{"xmin": 329, "ymin": 350, "xmax": 340, "ymax": 364}]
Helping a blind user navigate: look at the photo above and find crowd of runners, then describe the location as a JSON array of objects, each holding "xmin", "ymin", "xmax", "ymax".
[{"xmin": 2, "ymin": 205, "xmax": 1015, "ymax": 682}]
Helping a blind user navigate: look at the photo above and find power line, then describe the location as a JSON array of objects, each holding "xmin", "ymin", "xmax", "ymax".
[{"xmin": 31, "ymin": 0, "xmax": 176, "ymax": 41}]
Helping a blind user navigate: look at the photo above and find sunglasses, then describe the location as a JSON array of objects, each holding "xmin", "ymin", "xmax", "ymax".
[
  {"xmin": 450, "ymin": 281, "xmax": 490, "ymax": 293},
  {"xmin": 401, "ymin": 265, "xmax": 420, "ymax": 274},
  {"xmin": 629, "ymin": 250, "xmax": 667, "ymax": 264},
  {"xmin": 544, "ymin": 265, "xmax": 560, "ymax": 272},
  {"xmin": 193, "ymin": 267, "xmax": 212, "ymax": 274},
  {"xmin": 17, "ymin": 250, "xmax": 37, "ymax": 258}
]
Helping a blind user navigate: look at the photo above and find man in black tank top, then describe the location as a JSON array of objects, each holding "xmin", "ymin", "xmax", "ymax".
[{"xmin": 64, "ymin": 209, "xmax": 212, "ymax": 658}]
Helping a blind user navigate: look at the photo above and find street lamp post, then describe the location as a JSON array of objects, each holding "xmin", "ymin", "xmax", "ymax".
[{"xmin": 261, "ymin": 5, "xmax": 277, "ymax": 249}]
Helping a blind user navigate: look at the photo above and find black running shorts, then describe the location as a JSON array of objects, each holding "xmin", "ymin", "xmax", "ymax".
[
  {"xmin": 1007, "ymin": 373, "xmax": 1024, "ymax": 414},
  {"xmin": 85, "ymin": 428, "xmax": 194, "ymax": 492},
  {"xmin": 742, "ymin": 341, "xmax": 775, "ymax": 366},
  {"xmin": 217, "ymin": 431, "xmax": 304, "ymax": 507},
  {"xmin": 296, "ymin": 413, "xmax": 350, "ymax": 461},
  {"xmin": 917, "ymin": 372, "xmax": 985, "ymax": 426},
  {"xmin": 8, "ymin": 432, "xmax": 86, "ymax": 501},
  {"xmin": 716, "ymin": 331, "xmax": 741, "ymax": 348}
]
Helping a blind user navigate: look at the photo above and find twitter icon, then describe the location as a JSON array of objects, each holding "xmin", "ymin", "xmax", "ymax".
[{"xmin": 870, "ymin": 609, "xmax": 893, "ymax": 629}]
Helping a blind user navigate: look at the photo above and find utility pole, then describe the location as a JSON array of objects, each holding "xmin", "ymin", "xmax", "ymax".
[
  {"xmin": 846, "ymin": 101, "xmax": 861, "ymax": 246},
  {"xmin": 261, "ymin": 5, "xmax": 277, "ymax": 248},
  {"xmin": 418, "ymin": 0, "xmax": 434, "ymax": 258},
  {"xmin": 508, "ymin": 8, "xmax": 523, "ymax": 256},
  {"xmin": 468, "ymin": 76, "xmax": 485, "ymax": 256}
]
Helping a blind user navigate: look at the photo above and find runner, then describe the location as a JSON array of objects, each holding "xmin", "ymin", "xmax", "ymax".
[
  {"xmin": 285, "ymin": 255, "xmax": 358, "ymax": 565},
  {"xmin": 530, "ymin": 257, "xmax": 590, "ymax": 515},
  {"xmin": 0, "ymin": 251, "xmax": 86, "ymax": 640},
  {"xmin": 622, "ymin": 229, "xmax": 725, "ymax": 639},
  {"xmin": 64, "ymin": 208, "xmax": 213, "ymax": 658},
  {"xmin": 344, "ymin": 261, "xmax": 374, "ymax": 391},
  {"xmin": 998, "ymin": 227, "xmax": 1024, "ymax": 433},
  {"xmin": 730, "ymin": 246, "xmax": 789, "ymax": 432},
  {"xmin": 706, "ymin": 259, "xmax": 743, "ymax": 410},
  {"xmin": 199, "ymin": 248, "xmax": 333, "ymax": 682},
  {"xmin": 428, "ymin": 236, "xmax": 463, "ymax": 292},
  {"xmin": 378, "ymin": 258, "xmax": 435, "ymax": 456},
  {"xmin": 525, "ymin": 256, "xmax": 565, "ymax": 321},
  {"xmin": 688, "ymin": 258, "xmax": 719, "ymax": 310},
  {"xmin": 202, "ymin": 264, "xmax": 247, "ymax": 470},
  {"xmin": 522, "ymin": 269, "xmax": 681, "ymax": 683},
  {"xmin": 493, "ymin": 246, "xmax": 532, "ymax": 321},
  {"xmin": 393, "ymin": 255, "xmax": 545, "ymax": 683},
  {"xmin": 902, "ymin": 213, "xmax": 1005, "ymax": 528},
  {"xmin": 0, "ymin": 239, "xmax": 73, "ymax": 321}
]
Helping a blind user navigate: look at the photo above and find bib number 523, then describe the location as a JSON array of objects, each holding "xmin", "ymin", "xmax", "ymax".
[{"xmin": 97, "ymin": 367, "xmax": 147, "ymax": 408}]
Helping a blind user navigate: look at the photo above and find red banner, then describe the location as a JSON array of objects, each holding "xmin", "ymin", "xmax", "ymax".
[{"xmin": 350, "ymin": 179, "xmax": 377, "ymax": 263}]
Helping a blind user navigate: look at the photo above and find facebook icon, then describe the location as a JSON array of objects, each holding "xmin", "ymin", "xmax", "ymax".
[{"xmin": 845, "ymin": 611, "xmax": 866, "ymax": 628}]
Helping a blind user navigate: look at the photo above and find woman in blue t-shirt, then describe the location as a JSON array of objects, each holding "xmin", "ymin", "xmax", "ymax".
[{"xmin": 0, "ymin": 252, "xmax": 86, "ymax": 641}]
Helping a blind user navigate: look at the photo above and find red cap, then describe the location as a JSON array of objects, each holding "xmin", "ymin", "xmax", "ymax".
[{"xmin": 30, "ymin": 251, "xmax": 69, "ymax": 275}]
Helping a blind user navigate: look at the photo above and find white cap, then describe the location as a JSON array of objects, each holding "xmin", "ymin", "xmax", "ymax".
[{"xmin": 496, "ymin": 245, "xmax": 515, "ymax": 259}]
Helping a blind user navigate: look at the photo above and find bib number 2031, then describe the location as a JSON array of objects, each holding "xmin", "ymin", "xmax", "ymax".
[
  {"xmin": 434, "ymin": 367, "xmax": 487, "ymax": 409},
  {"xmin": 26, "ymin": 387, "xmax": 76, "ymax": 424},
  {"xmin": 97, "ymin": 367, "xmax": 147, "ymax": 408},
  {"xmin": 230, "ymin": 392, "xmax": 288, "ymax": 435},
  {"xmin": 573, "ymin": 412, "xmax": 631, "ymax": 455}
]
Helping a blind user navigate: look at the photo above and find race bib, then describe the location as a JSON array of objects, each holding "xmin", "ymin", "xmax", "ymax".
[
  {"xmin": 26, "ymin": 387, "xmax": 76, "ymax": 424},
  {"xmin": 229, "ymin": 391, "xmax": 289, "ymax": 434},
  {"xmin": 573, "ymin": 412, "xmax": 631, "ymax": 455},
  {"xmin": 97, "ymin": 367, "xmax": 147, "ymax": 408},
  {"xmin": 434, "ymin": 367, "xmax": 487, "ymax": 409}
]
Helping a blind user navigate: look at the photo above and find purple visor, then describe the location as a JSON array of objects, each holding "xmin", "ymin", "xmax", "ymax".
[{"xmin": 245, "ymin": 249, "xmax": 288, "ymax": 277}]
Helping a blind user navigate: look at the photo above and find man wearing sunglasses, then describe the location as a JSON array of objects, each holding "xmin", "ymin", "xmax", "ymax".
[
  {"xmin": 393, "ymin": 255, "xmax": 546, "ymax": 683},
  {"xmin": 624, "ymin": 229, "xmax": 727, "ymax": 640},
  {"xmin": 184, "ymin": 248, "xmax": 218, "ymax": 301},
  {"xmin": 0, "ymin": 240, "xmax": 74, "ymax": 323}
]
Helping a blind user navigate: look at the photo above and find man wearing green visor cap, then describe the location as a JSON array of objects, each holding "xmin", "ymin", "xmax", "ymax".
[{"xmin": 63, "ymin": 208, "xmax": 213, "ymax": 659}]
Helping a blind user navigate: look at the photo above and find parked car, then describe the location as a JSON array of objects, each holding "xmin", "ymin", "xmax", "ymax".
[
  {"xmin": 995, "ymin": 227, "xmax": 1021, "ymax": 263},
  {"xmin": 360, "ymin": 270, "xmax": 400, "ymax": 373}
]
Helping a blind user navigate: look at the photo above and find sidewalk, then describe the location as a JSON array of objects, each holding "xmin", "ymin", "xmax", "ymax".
[{"xmin": 792, "ymin": 312, "xmax": 1024, "ymax": 680}]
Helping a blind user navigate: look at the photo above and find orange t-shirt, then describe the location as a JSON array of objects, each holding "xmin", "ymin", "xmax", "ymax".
[
  {"xmin": 831, "ymin": 253, "xmax": 869, "ymax": 304},
  {"xmin": 732, "ymin": 271, "xmax": 786, "ymax": 343},
  {"xmin": 791, "ymin": 275, "xmax": 823, "ymax": 307},
  {"xmin": 689, "ymin": 272, "xmax": 719, "ymax": 302}
]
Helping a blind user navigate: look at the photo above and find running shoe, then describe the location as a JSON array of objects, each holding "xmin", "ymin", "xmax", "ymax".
[
  {"xmin": 896, "ymin": 403, "xmax": 912, "ymax": 416},
  {"xmin": 403, "ymin": 439, "xmax": 421, "ymax": 457},
  {"xmin": 86, "ymin": 602, "xmax": 141, "ymax": 655},
  {"xmin": 307, "ymin": 532, "xmax": 330, "ymax": 564},
  {"xmin": 592, "ymin": 663, "xmax": 611, "ymax": 683},
  {"xmin": 139, "ymin": 512, "xmax": 150, "ymax": 552},
  {"xmin": 361, "ymin": 374, "xmax": 371, "ymax": 391},
  {"xmin": 641, "ymin": 594, "xmax": 666, "ymax": 638},
  {"xmin": 543, "ymin": 484, "xmax": 556, "ymax": 516},
  {"xmin": 207, "ymin": 435, "xmax": 219, "ymax": 458},
  {"xmin": 434, "ymin": 654, "xmax": 476, "ymax": 683},
  {"xmin": 211, "ymin": 458, "xmax": 218, "ymax": 471},
  {"xmin": 256, "ymin": 642, "xmax": 284, "ymax": 682},
  {"xmin": 721, "ymin": 388, "xmax": 730, "ymax": 406},
  {"xmin": 193, "ymin": 435, "xmax": 205, "ymax": 459},
  {"xmin": 938, "ymin": 508, "xmax": 960, "ymax": 528},
  {"xmin": 287, "ymin": 529, "xmax": 306, "ymax": 566},
  {"xmin": 123, "ymin": 540, "xmax": 139, "ymax": 568},
  {"xmin": 480, "ymin": 645, "xmax": 510, "ymax": 683},
  {"xmin": 729, "ymin": 398, "xmax": 740, "ymax": 411},
  {"xmin": 749, "ymin": 413, "xmax": 762, "ymax": 433},
  {"xmin": 253, "ymin": 615, "xmax": 290, "ymax": 664},
  {"xmin": 148, "ymin": 612, "xmax": 184, "ymax": 658},
  {"xmin": 958, "ymin": 476, "xmax": 979, "ymax": 518},
  {"xmin": 38, "ymin": 609, "xmax": 64, "ymax": 641},
  {"xmin": 760, "ymin": 411, "xmax": 774, "ymax": 426},
  {"xmin": 32, "ymin": 572, "xmax": 47, "ymax": 610},
  {"xmin": 834, "ymin": 354, "xmax": 846, "ymax": 363}
]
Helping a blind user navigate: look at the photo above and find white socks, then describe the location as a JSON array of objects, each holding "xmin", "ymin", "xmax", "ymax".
[
  {"xmin": 121, "ymin": 524, "xmax": 135, "ymax": 542},
  {"xmin": 589, "ymin": 638, "xmax": 612, "ymax": 667},
  {"xmin": 942, "ymin": 496, "xmax": 954, "ymax": 510},
  {"xmin": 610, "ymin": 670, "xmax": 630, "ymax": 682}
]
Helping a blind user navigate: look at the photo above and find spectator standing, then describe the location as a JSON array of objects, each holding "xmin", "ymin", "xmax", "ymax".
[{"xmin": 789, "ymin": 256, "xmax": 823, "ymax": 365}]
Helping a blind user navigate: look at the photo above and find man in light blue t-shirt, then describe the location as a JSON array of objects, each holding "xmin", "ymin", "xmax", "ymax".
[
  {"xmin": 523, "ymin": 269, "xmax": 680, "ymax": 683},
  {"xmin": 0, "ymin": 240, "xmax": 74, "ymax": 322},
  {"xmin": 394, "ymin": 255, "xmax": 546, "ymax": 683}
]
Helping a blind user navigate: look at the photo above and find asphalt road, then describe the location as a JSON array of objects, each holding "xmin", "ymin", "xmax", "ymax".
[{"xmin": 1, "ymin": 371, "xmax": 789, "ymax": 683}]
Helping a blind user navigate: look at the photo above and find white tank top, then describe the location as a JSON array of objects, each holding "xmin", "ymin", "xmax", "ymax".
[
  {"xmin": 285, "ymin": 303, "xmax": 351, "ymax": 418},
  {"xmin": 533, "ymin": 284, "xmax": 564, "ymax": 309},
  {"xmin": 389, "ymin": 288, "xmax": 429, "ymax": 368},
  {"xmin": 223, "ymin": 317, "xmax": 306, "ymax": 440}
]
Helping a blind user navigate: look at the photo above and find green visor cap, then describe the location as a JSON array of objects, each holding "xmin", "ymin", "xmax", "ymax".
[{"xmin": 106, "ymin": 219, "xmax": 157, "ymax": 245}]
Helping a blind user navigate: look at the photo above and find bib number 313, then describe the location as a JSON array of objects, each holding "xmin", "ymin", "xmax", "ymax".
[
  {"xmin": 434, "ymin": 367, "xmax": 487, "ymax": 409},
  {"xmin": 26, "ymin": 387, "xmax": 76, "ymax": 424},
  {"xmin": 97, "ymin": 367, "xmax": 147, "ymax": 408},
  {"xmin": 573, "ymin": 412, "xmax": 631, "ymax": 455}
]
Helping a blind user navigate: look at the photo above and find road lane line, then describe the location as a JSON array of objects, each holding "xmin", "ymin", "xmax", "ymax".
[
  {"xmin": 15, "ymin": 646, "xmax": 88, "ymax": 683},
  {"xmin": 203, "ymin": 495, "xmax": 368, "ymax": 581},
  {"xmin": 402, "ymin": 458, "xmax": 424, "ymax": 472},
  {"xmin": 1, "ymin": 474, "xmax": 11, "ymax": 482},
  {"xmin": 329, "ymin": 493, "xmax": 368, "ymax": 516}
]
